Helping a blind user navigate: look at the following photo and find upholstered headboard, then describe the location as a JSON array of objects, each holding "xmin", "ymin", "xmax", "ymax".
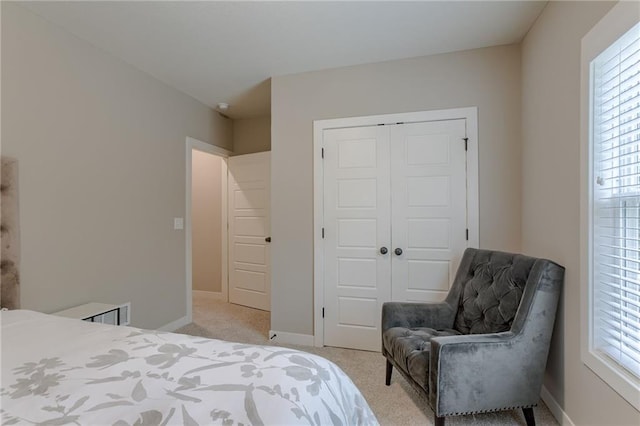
[{"xmin": 1, "ymin": 157, "xmax": 20, "ymax": 309}]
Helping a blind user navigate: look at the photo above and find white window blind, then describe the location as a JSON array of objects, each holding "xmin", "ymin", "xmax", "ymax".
[{"xmin": 591, "ymin": 21, "xmax": 640, "ymax": 380}]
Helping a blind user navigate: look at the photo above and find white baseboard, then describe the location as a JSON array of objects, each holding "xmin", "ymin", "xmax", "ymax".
[
  {"xmin": 193, "ymin": 290, "xmax": 226, "ymax": 301},
  {"xmin": 541, "ymin": 385, "xmax": 575, "ymax": 426},
  {"xmin": 157, "ymin": 315, "xmax": 190, "ymax": 332},
  {"xmin": 268, "ymin": 330, "xmax": 314, "ymax": 347}
]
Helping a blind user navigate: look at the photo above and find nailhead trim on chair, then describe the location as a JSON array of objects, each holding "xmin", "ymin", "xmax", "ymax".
[
  {"xmin": 440, "ymin": 404, "xmax": 537, "ymax": 417},
  {"xmin": 385, "ymin": 353, "xmax": 540, "ymax": 418}
]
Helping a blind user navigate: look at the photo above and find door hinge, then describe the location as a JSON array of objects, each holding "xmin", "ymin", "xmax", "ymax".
[
  {"xmin": 322, "ymin": 308, "xmax": 325, "ymax": 318},
  {"xmin": 321, "ymin": 148, "xmax": 324, "ymax": 158},
  {"xmin": 466, "ymin": 229, "xmax": 469, "ymax": 241},
  {"xmin": 463, "ymin": 137, "xmax": 469, "ymax": 151},
  {"xmin": 322, "ymin": 228, "xmax": 325, "ymax": 239}
]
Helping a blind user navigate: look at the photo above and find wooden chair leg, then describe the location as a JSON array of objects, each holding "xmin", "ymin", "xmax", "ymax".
[
  {"xmin": 385, "ymin": 359, "xmax": 393, "ymax": 385},
  {"xmin": 522, "ymin": 407, "xmax": 535, "ymax": 426},
  {"xmin": 434, "ymin": 415, "xmax": 445, "ymax": 426}
]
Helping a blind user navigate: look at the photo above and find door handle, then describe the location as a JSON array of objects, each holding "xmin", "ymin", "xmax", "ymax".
[
  {"xmin": 394, "ymin": 248, "xmax": 403, "ymax": 256},
  {"xmin": 265, "ymin": 237, "xmax": 271, "ymax": 243},
  {"xmin": 380, "ymin": 247, "xmax": 388, "ymax": 255}
]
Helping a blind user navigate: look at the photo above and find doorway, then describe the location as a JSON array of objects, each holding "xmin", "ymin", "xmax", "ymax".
[
  {"xmin": 186, "ymin": 138, "xmax": 272, "ymax": 325},
  {"xmin": 185, "ymin": 137, "xmax": 230, "ymax": 323},
  {"xmin": 192, "ymin": 150, "xmax": 227, "ymax": 298}
]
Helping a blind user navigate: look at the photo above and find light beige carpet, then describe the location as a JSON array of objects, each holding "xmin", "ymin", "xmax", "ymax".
[{"xmin": 176, "ymin": 294, "xmax": 559, "ymax": 426}]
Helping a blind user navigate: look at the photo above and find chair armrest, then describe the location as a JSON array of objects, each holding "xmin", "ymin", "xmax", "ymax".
[
  {"xmin": 381, "ymin": 301, "xmax": 456, "ymax": 332},
  {"xmin": 429, "ymin": 332, "xmax": 545, "ymax": 417}
]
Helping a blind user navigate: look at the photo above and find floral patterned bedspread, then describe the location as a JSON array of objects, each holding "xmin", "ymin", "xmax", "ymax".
[{"xmin": 0, "ymin": 310, "xmax": 377, "ymax": 425}]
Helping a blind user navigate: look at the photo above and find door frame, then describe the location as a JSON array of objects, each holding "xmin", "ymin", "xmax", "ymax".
[
  {"xmin": 312, "ymin": 107, "xmax": 479, "ymax": 347},
  {"xmin": 185, "ymin": 136, "xmax": 231, "ymax": 324}
]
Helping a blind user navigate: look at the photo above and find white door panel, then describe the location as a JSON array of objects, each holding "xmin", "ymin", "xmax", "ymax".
[
  {"xmin": 234, "ymin": 243, "xmax": 266, "ymax": 265},
  {"xmin": 228, "ymin": 152, "xmax": 271, "ymax": 311},
  {"xmin": 323, "ymin": 126, "xmax": 391, "ymax": 352},
  {"xmin": 323, "ymin": 119, "xmax": 468, "ymax": 351},
  {"xmin": 390, "ymin": 120, "xmax": 467, "ymax": 303}
]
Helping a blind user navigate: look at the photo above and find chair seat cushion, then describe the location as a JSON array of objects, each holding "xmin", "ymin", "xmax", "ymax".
[{"xmin": 383, "ymin": 327, "xmax": 461, "ymax": 391}]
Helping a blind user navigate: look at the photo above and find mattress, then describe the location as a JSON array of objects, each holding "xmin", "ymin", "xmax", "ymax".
[{"xmin": 0, "ymin": 310, "xmax": 377, "ymax": 425}]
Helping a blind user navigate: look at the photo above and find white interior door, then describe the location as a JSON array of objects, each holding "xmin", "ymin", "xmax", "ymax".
[
  {"xmin": 323, "ymin": 126, "xmax": 392, "ymax": 351},
  {"xmin": 322, "ymin": 120, "xmax": 468, "ymax": 351},
  {"xmin": 228, "ymin": 152, "xmax": 271, "ymax": 311},
  {"xmin": 390, "ymin": 120, "xmax": 468, "ymax": 303}
]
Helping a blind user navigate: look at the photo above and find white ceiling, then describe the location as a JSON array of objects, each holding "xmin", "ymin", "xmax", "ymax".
[{"xmin": 20, "ymin": 1, "xmax": 547, "ymax": 119}]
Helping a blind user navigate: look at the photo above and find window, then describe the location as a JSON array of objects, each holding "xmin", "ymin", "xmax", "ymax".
[
  {"xmin": 591, "ymin": 20, "xmax": 640, "ymax": 380},
  {"xmin": 583, "ymin": 9, "xmax": 640, "ymax": 409}
]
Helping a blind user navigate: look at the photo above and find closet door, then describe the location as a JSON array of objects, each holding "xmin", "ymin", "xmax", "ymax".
[
  {"xmin": 322, "ymin": 119, "xmax": 469, "ymax": 352},
  {"xmin": 389, "ymin": 120, "xmax": 467, "ymax": 303},
  {"xmin": 323, "ymin": 126, "xmax": 392, "ymax": 352}
]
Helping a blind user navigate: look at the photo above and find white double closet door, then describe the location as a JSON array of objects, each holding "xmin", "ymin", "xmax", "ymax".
[{"xmin": 323, "ymin": 119, "xmax": 468, "ymax": 351}]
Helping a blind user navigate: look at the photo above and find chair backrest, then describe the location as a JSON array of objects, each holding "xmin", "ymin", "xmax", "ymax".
[{"xmin": 451, "ymin": 249, "xmax": 538, "ymax": 335}]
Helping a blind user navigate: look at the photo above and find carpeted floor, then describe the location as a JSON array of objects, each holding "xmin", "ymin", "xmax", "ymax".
[{"xmin": 176, "ymin": 294, "xmax": 559, "ymax": 426}]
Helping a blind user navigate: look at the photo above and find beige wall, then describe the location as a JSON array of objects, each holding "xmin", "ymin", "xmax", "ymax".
[
  {"xmin": 522, "ymin": 1, "xmax": 639, "ymax": 424},
  {"xmin": 271, "ymin": 45, "xmax": 522, "ymax": 335},
  {"xmin": 191, "ymin": 150, "xmax": 223, "ymax": 293},
  {"xmin": 232, "ymin": 116, "xmax": 271, "ymax": 155},
  {"xmin": 1, "ymin": 3, "xmax": 232, "ymax": 329}
]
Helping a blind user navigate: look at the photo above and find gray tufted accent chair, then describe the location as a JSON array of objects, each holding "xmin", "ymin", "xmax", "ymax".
[{"xmin": 381, "ymin": 248, "xmax": 564, "ymax": 426}]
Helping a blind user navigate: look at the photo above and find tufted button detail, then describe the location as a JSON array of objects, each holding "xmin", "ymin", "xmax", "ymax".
[{"xmin": 454, "ymin": 252, "xmax": 535, "ymax": 334}]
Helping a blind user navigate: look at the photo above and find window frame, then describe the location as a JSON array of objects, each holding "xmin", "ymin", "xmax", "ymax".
[{"xmin": 580, "ymin": 2, "xmax": 640, "ymax": 411}]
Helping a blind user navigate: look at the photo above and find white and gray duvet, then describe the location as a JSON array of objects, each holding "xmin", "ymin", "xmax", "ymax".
[{"xmin": 0, "ymin": 310, "xmax": 377, "ymax": 425}]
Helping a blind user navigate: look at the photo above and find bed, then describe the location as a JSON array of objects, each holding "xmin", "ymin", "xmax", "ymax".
[{"xmin": 0, "ymin": 310, "xmax": 377, "ymax": 425}]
